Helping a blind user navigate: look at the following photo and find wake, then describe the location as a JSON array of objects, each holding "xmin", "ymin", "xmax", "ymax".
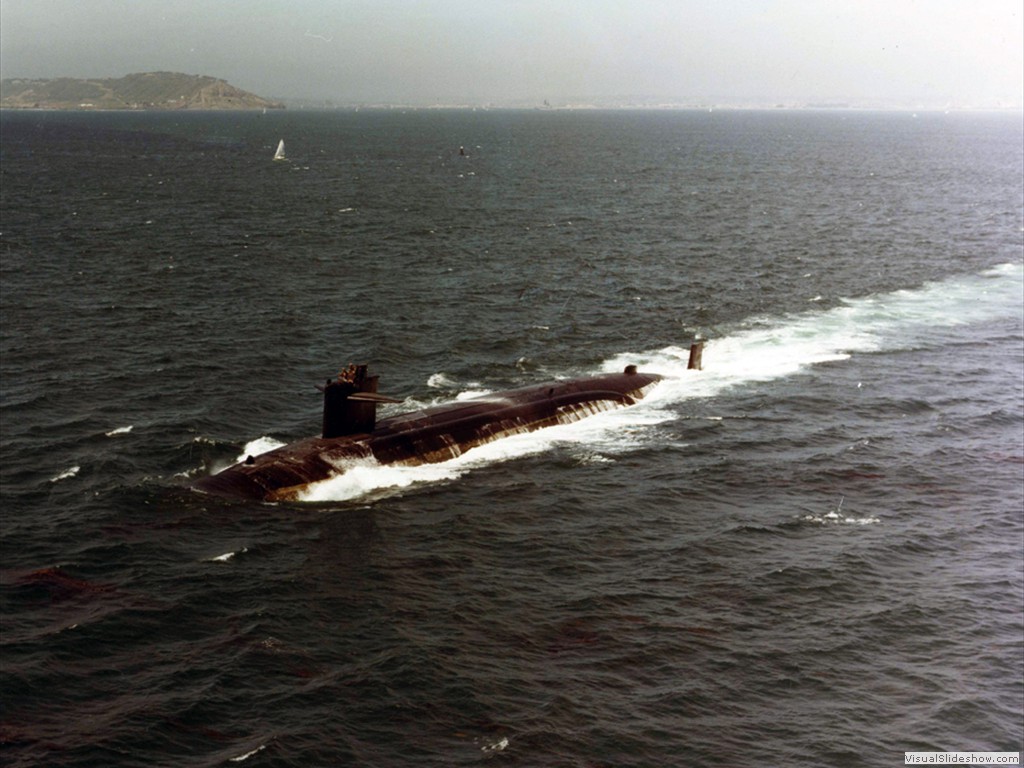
[{"xmin": 266, "ymin": 263, "xmax": 1022, "ymax": 503}]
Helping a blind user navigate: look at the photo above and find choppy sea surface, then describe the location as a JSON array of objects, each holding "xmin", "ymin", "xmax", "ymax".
[{"xmin": 1, "ymin": 108, "xmax": 1022, "ymax": 767}]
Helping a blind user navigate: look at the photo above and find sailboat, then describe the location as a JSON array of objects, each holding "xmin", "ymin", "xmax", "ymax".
[{"xmin": 272, "ymin": 139, "xmax": 287, "ymax": 162}]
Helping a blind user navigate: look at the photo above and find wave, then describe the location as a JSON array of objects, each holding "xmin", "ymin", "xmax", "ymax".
[
  {"xmin": 292, "ymin": 263, "xmax": 1022, "ymax": 503},
  {"xmin": 50, "ymin": 466, "xmax": 80, "ymax": 483},
  {"xmin": 799, "ymin": 497, "xmax": 880, "ymax": 526},
  {"xmin": 228, "ymin": 744, "xmax": 266, "ymax": 762},
  {"xmin": 802, "ymin": 511, "xmax": 881, "ymax": 526},
  {"xmin": 235, "ymin": 436, "xmax": 286, "ymax": 463},
  {"xmin": 205, "ymin": 547, "xmax": 249, "ymax": 563}
]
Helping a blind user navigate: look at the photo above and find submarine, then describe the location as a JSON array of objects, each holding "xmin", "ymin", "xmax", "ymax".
[{"xmin": 193, "ymin": 344, "xmax": 703, "ymax": 502}]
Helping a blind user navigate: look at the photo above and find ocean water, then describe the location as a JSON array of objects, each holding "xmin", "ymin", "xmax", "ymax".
[{"xmin": 0, "ymin": 108, "xmax": 1021, "ymax": 767}]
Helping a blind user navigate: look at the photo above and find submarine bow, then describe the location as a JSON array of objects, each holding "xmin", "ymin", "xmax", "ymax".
[{"xmin": 193, "ymin": 364, "xmax": 665, "ymax": 502}]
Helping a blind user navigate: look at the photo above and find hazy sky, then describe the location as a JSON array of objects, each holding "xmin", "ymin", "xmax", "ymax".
[{"xmin": 1, "ymin": 0, "xmax": 1021, "ymax": 108}]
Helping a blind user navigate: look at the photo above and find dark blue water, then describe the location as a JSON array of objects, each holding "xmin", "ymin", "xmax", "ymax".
[{"xmin": 1, "ymin": 108, "xmax": 1022, "ymax": 767}]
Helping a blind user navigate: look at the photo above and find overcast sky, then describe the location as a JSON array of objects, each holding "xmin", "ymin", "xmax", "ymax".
[{"xmin": 1, "ymin": 0, "xmax": 1021, "ymax": 108}]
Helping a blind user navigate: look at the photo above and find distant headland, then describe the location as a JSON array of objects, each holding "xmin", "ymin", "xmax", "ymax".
[{"xmin": 0, "ymin": 72, "xmax": 285, "ymax": 111}]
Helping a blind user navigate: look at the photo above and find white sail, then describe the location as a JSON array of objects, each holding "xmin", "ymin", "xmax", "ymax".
[{"xmin": 273, "ymin": 139, "xmax": 286, "ymax": 161}]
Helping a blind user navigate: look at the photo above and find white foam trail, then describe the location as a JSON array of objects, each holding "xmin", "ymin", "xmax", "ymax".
[
  {"xmin": 206, "ymin": 547, "xmax": 248, "ymax": 562},
  {"xmin": 229, "ymin": 744, "xmax": 266, "ymax": 762},
  {"xmin": 803, "ymin": 511, "xmax": 881, "ymax": 526},
  {"xmin": 50, "ymin": 466, "xmax": 80, "ymax": 482},
  {"xmin": 236, "ymin": 436, "xmax": 285, "ymax": 464},
  {"xmin": 210, "ymin": 436, "xmax": 287, "ymax": 476},
  {"xmin": 297, "ymin": 263, "xmax": 1022, "ymax": 503},
  {"xmin": 105, "ymin": 425, "xmax": 133, "ymax": 437},
  {"xmin": 427, "ymin": 372, "xmax": 455, "ymax": 388},
  {"xmin": 454, "ymin": 389, "xmax": 492, "ymax": 400},
  {"xmin": 481, "ymin": 736, "xmax": 510, "ymax": 752},
  {"xmin": 607, "ymin": 261, "xmax": 1023, "ymax": 405},
  {"xmin": 802, "ymin": 497, "xmax": 880, "ymax": 525},
  {"xmin": 300, "ymin": 401, "xmax": 677, "ymax": 503},
  {"xmin": 300, "ymin": 457, "xmax": 462, "ymax": 502}
]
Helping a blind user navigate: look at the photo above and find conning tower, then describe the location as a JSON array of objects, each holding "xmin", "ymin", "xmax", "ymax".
[{"xmin": 318, "ymin": 364, "xmax": 397, "ymax": 438}]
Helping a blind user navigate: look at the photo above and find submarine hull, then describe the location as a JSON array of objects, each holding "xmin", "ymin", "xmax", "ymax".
[{"xmin": 194, "ymin": 370, "xmax": 662, "ymax": 502}]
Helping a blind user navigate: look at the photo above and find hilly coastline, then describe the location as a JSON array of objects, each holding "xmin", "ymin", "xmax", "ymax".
[{"xmin": 0, "ymin": 72, "xmax": 285, "ymax": 111}]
